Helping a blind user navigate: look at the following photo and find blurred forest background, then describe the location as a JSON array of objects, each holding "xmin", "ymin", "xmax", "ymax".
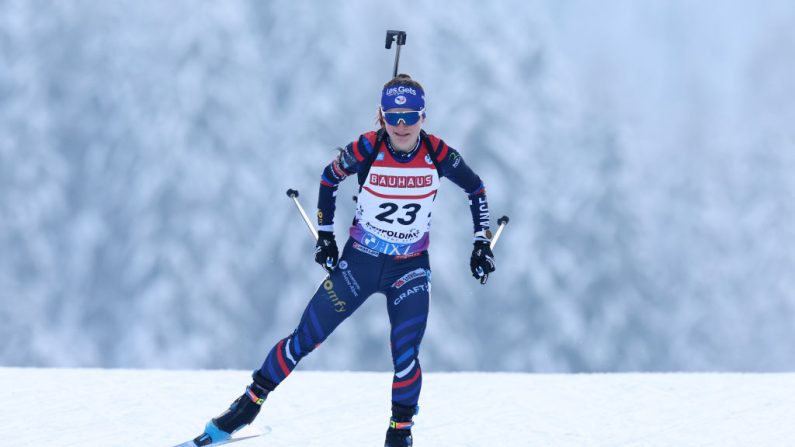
[{"xmin": 2, "ymin": 0, "xmax": 795, "ymax": 372}]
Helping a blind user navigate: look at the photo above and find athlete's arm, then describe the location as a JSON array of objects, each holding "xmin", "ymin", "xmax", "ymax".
[
  {"xmin": 316, "ymin": 134, "xmax": 378, "ymax": 230},
  {"xmin": 435, "ymin": 144, "xmax": 492, "ymax": 240}
]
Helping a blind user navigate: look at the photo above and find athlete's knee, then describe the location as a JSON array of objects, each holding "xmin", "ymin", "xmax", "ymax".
[
  {"xmin": 390, "ymin": 323, "xmax": 426, "ymax": 368},
  {"xmin": 289, "ymin": 327, "xmax": 323, "ymax": 361},
  {"xmin": 392, "ymin": 337, "xmax": 422, "ymax": 371}
]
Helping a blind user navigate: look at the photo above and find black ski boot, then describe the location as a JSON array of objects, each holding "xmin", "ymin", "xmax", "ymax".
[
  {"xmin": 384, "ymin": 404, "xmax": 418, "ymax": 447},
  {"xmin": 193, "ymin": 372, "xmax": 276, "ymax": 446}
]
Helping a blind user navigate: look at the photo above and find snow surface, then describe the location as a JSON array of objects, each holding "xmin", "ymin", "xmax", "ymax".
[{"xmin": 2, "ymin": 368, "xmax": 794, "ymax": 446}]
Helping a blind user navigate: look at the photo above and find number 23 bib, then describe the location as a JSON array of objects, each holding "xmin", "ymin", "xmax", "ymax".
[{"xmin": 351, "ymin": 146, "xmax": 440, "ymax": 255}]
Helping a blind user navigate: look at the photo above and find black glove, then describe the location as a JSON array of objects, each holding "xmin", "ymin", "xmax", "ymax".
[
  {"xmin": 315, "ymin": 231, "xmax": 339, "ymax": 273},
  {"xmin": 470, "ymin": 240, "xmax": 496, "ymax": 284}
]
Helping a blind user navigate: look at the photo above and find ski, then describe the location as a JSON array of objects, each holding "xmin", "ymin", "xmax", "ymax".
[{"xmin": 171, "ymin": 425, "xmax": 271, "ymax": 447}]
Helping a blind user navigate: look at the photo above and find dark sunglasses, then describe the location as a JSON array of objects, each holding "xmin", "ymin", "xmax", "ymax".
[{"xmin": 381, "ymin": 109, "xmax": 425, "ymax": 126}]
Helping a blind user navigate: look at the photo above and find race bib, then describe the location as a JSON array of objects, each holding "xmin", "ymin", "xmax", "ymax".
[{"xmin": 351, "ymin": 147, "xmax": 439, "ymax": 255}]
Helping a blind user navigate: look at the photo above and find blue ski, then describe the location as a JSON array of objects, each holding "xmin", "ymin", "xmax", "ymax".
[{"xmin": 172, "ymin": 425, "xmax": 271, "ymax": 447}]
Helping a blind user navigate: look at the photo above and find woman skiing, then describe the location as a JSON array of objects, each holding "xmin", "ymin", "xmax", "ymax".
[{"xmin": 192, "ymin": 74, "xmax": 496, "ymax": 447}]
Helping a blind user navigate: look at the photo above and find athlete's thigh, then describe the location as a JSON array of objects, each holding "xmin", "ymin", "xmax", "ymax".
[
  {"xmin": 384, "ymin": 261, "xmax": 432, "ymax": 356},
  {"xmin": 296, "ymin": 239, "xmax": 382, "ymax": 342}
]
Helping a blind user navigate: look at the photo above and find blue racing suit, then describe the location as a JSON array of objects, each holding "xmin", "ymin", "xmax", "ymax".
[{"xmin": 256, "ymin": 130, "xmax": 490, "ymax": 408}]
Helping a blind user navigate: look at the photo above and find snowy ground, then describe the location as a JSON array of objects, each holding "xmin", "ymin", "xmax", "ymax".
[{"xmin": 2, "ymin": 368, "xmax": 794, "ymax": 446}]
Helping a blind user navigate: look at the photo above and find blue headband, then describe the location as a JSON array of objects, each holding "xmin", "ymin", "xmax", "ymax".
[{"xmin": 381, "ymin": 84, "xmax": 425, "ymax": 111}]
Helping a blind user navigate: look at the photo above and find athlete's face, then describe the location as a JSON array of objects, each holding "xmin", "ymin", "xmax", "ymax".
[{"xmin": 383, "ymin": 107, "xmax": 425, "ymax": 152}]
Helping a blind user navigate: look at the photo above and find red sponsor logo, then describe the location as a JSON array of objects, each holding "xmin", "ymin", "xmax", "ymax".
[{"xmin": 370, "ymin": 174, "xmax": 433, "ymax": 188}]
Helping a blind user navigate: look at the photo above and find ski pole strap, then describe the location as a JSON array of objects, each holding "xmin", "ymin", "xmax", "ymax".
[{"xmin": 389, "ymin": 419, "xmax": 414, "ymax": 430}]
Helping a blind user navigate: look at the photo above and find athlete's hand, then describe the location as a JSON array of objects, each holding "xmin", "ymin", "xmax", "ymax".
[
  {"xmin": 470, "ymin": 241, "xmax": 496, "ymax": 284},
  {"xmin": 315, "ymin": 231, "xmax": 339, "ymax": 273}
]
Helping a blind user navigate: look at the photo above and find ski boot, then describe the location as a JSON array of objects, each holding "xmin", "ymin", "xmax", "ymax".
[
  {"xmin": 384, "ymin": 404, "xmax": 418, "ymax": 447},
  {"xmin": 192, "ymin": 372, "xmax": 276, "ymax": 446}
]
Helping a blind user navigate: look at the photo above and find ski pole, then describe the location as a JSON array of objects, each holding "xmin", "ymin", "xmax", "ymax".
[
  {"xmin": 385, "ymin": 30, "xmax": 407, "ymax": 77},
  {"xmin": 491, "ymin": 215, "xmax": 510, "ymax": 250},
  {"xmin": 285, "ymin": 189, "xmax": 318, "ymax": 241},
  {"xmin": 287, "ymin": 189, "xmax": 340, "ymax": 272},
  {"xmin": 475, "ymin": 215, "xmax": 510, "ymax": 285}
]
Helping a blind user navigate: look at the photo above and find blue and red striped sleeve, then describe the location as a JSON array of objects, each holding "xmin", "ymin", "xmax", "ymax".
[{"xmin": 316, "ymin": 134, "xmax": 377, "ymax": 231}]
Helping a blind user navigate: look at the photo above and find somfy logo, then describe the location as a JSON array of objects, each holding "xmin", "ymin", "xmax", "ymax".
[{"xmin": 323, "ymin": 279, "xmax": 347, "ymax": 312}]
